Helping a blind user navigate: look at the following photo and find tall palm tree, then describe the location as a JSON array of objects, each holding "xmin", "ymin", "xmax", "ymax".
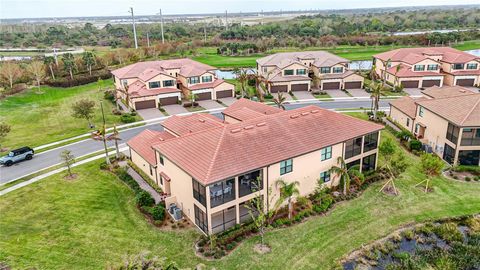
[
  {"xmin": 370, "ymin": 82, "xmax": 382, "ymax": 120},
  {"xmin": 329, "ymin": 156, "xmax": 357, "ymax": 195},
  {"xmin": 91, "ymin": 102, "xmax": 110, "ymax": 165},
  {"xmin": 82, "ymin": 51, "xmax": 96, "ymax": 75},
  {"xmin": 62, "ymin": 53, "xmax": 76, "ymax": 80},
  {"xmin": 232, "ymin": 67, "xmax": 248, "ymax": 98},
  {"xmin": 275, "ymin": 179, "xmax": 300, "ymax": 220},
  {"xmin": 393, "ymin": 64, "xmax": 401, "ymax": 89},
  {"xmin": 380, "ymin": 58, "xmax": 391, "ymax": 88},
  {"xmin": 43, "ymin": 56, "xmax": 56, "ymax": 80},
  {"xmin": 273, "ymin": 92, "xmax": 286, "ymax": 110}
]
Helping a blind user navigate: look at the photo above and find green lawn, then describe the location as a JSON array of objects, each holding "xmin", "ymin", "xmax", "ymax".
[
  {"xmin": 0, "ymin": 79, "xmax": 139, "ymax": 151},
  {"xmin": 1, "ymin": 129, "xmax": 480, "ymax": 269}
]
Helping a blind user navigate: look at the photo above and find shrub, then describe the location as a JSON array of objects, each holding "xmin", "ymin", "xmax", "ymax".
[
  {"xmin": 114, "ymin": 167, "xmax": 141, "ymax": 192},
  {"xmin": 45, "ymin": 70, "xmax": 111, "ymax": 87},
  {"xmin": 151, "ymin": 204, "xmax": 165, "ymax": 221},
  {"xmin": 112, "ymin": 108, "xmax": 122, "ymax": 115},
  {"xmin": 104, "ymin": 90, "xmax": 116, "ymax": 102},
  {"xmin": 5, "ymin": 83, "xmax": 27, "ymax": 95},
  {"xmin": 465, "ymin": 177, "xmax": 471, "ymax": 181},
  {"xmin": 263, "ymin": 93, "xmax": 273, "ymax": 99},
  {"xmin": 226, "ymin": 243, "xmax": 236, "ymax": 251},
  {"xmin": 434, "ymin": 222, "xmax": 463, "ymax": 243},
  {"xmin": 99, "ymin": 161, "xmax": 109, "ymax": 170},
  {"xmin": 135, "ymin": 191, "xmax": 155, "ymax": 207},
  {"xmin": 409, "ymin": 140, "xmax": 422, "ymax": 151},
  {"xmin": 120, "ymin": 113, "xmax": 136, "ymax": 123}
]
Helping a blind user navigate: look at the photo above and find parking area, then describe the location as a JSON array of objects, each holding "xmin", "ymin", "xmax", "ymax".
[
  {"xmin": 347, "ymin": 89, "xmax": 370, "ymax": 98},
  {"xmin": 162, "ymin": 104, "xmax": 189, "ymax": 115},
  {"xmin": 325, "ymin": 90, "xmax": 350, "ymax": 98},
  {"xmin": 136, "ymin": 108, "xmax": 165, "ymax": 120},
  {"xmin": 197, "ymin": 100, "xmax": 224, "ymax": 110},
  {"xmin": 403, "ymin": 88, "xmax": 423, "ymax": 97},
  {"xmin": 292, "ymin": 91, "xmax": 315, "ymax": 100}
]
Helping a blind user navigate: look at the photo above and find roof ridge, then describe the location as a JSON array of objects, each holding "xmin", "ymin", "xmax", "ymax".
[
  {"xmin": 460, "ymin": 95, "xmax": 480, "ymax": 125},
  {"xmin": 203, "ymin": 127, "xmax": 228, "ymax": 182}
]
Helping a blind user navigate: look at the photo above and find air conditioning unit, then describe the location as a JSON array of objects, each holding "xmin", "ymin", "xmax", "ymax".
[
  {"xmin": 168, "ymin": 203, "xmax": 177, "ymax": 215},
  {"xmin": 173, "ymin": 208, "xmax": 183, "ymax": 221}
]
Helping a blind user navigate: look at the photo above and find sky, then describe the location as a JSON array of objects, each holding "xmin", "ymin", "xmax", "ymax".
[{"xmin": 0, "ymin": 0, "xmax": 478, "ymax": 19}]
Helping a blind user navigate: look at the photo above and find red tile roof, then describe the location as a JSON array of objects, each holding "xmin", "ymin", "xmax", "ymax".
[
  {"xmin": 162, "ymin": 113, "xmax": 224, "ymax": 136},
  {"xmin": 127, "ymin": 130, "xmax": 175, "ymax": 165},
  {"xmin": 188, "ymin": 79, "xmax": 232, "ymax": 90},
  {"xmin": 374, "ymin": 47, "xmax": 479, "ymax": 64},
  {"xmin": 386, "ymin": 64, "xmax": 442, "ymax": 78},
  {"xmin": 225, "ymin": 107, "xmax": 266, "ymax": 121},
  {"xmin": 223, "ymin": 98, "xmax": 282, "ymax": 119},
  {"xmin": 127, "ymin": 80, "xmax": 180, "ymax": 98},
  {"xmin": 154, "ymin": 106, "xmax": 383, "ymax": 184},
  {"xmin": 421, "ymin": 86, "xmax": 477, "ymax": 99},
  {"xmin": 389, "ymin": 96, "xmax": 426, "ymax": 119},
  {"xmin": 416, "ymin": 93, "xmax": 480, "ymax": 126}
]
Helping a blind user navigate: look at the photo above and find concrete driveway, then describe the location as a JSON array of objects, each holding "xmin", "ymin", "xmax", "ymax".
[
  {"xmin": 348, "ymin": 89, "xmax": 370, "ymax": 98},
  {"xmin": 136, "ymin": 108, "xmax": 164, "ymax": 120},
  {"xmin": 325, "ymin": 90, "xmax": 350, "ymax": 98},
  {"xmin": 163, "ymin": 104, "xmax": 188, "ymax": 115},
  {"xmin": 404, "ymin": 88, "xmax": 423, "ymax": 97},
  {"xmin": 292, "ymin": 91, "xmax": 315, "ymax": 100},
  {"xmin": 219, "ymin": 97, "xmax": 237, "ymax": 106},
  {"xmin": 197, "ymin": 100, "xmax": 224, "ymax": 110}
]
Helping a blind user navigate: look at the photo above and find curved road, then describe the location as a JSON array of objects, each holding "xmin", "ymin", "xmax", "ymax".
[{"xmin": 0, "ymin": 99, "xmax": 390, "ymax": 184}]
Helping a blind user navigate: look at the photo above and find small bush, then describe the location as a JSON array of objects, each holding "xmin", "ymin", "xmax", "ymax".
[
  {"xmin": 401, "ymin": 229, "xmax": 415, "ymax": 240},
  {"xmin": 45, "ymin": 70, "xmax": 111, "ymax": 87},
  {"xmin": 112, "ymin": 108, "xmax": 122, "ymax": 115},
  {"xmin": 151, "ymin": 204, "xmax": 165, "ymax": 221},
  {"xmin": 263, "ymin": 93, "xmax": 273, "ymax": 99},
  {"xmin": 225, "ymin": 243, "xmax": 236, "ymax": 251},
  {"xmin": 104, "ymin": 90, "xmax": 116, "ymax": 102},
  {"xmin": 120, "ymin": 113, "xmax": 136, "ymax": 123},
  {"xmin": 465, "ymin": 177, "xmax": 471, "ymax": 182},
  {"xmin": 434, "ymin": 222, "xmax": 463, "ymax": 243},
  {"xmin": 135, "ymin": 191, "xmax": 155, "ymax": 207},
  {"xmin": 409, "ymin": 140, "xmax": 422, "ymax": 151}
]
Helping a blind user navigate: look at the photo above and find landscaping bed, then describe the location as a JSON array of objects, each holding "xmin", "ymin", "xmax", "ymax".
[{"xmin": 445, "ymin": 165, "xmax": 480, "ymax": 182}]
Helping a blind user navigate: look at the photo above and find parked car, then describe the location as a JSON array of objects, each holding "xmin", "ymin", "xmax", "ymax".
[{"xmin": 0, "ymin": 147, "xmax": 34, "ymax": 166}]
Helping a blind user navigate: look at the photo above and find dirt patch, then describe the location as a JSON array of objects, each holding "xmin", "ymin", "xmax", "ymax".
[
  {"xmin": 443, "ymin": 171, "xmax": 479, "ymax": 183},
  {"xmin": 64, "ymin": 173, "xmax": 78, "ymax": 180},
  {"xmin": 254, "ymin": 243, "xmax": 271, "ymax": 254}
]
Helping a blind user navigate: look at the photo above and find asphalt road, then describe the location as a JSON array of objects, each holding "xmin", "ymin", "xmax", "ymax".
[{"xmin": 0, "ymin": 99, "xmax": 390, "ymax": 184}]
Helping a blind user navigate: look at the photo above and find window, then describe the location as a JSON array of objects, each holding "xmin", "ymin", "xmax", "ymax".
[
  {"xmin": 345, "ymin": 137, "xmax": 362, "ymax": 159},
  {"xmin": 159, "ymin": 175, "xmax": 163, "ymax": 185},
  {"xmin": 427, "ymin": 64, "xmax": 439, "ymax": 71},
  {"xmin": 209, "ymin": 178, "xmax": 235, "ymax": 208},
  {"xmin": 414, "ymin": 65, "xmax": 425, "ymax": 71},
  {"xmin": 446, "ymin": 123, "xmax": 460, "ymax": 144},
  {"xmin": 362, "ymin": 154, "xmax": 376, "ymax": 172},
  {"xmin": 192, "ymin": 179, "xmax": 206, "ymax": 206},
  {"xmin": 284, "ymin": 69, "xmax": 294, "ymax": 76},
  {"xmin": 159, "ymin": 155, "xmax": 164, "ymax": 165},
  {"xmin": 148, "ymin": 81, "xmax": 161, "ymax": 88},
  {"xmin": 149, "ymin": 165, "xmax": 153, "ymax": 176},
  {"xmin": 461, "ymin": 128, "xmax": 480, "ymax": 146},
  {"xmin": 466, "ymin": 63, "xmax": 478, "ymax": 70},
  {"xmin": 320, "ymin": 67, "xmax": 331, "ymax": 74},
  {"xmin": 262, "ymin": 67, "xmax": 268, "ymax": 73},
  {"xmin": 346, "ymin": 159, "xmax": 361, "ymax": 169},
  {"xmin": 296, "ymin": 69, "xmax": 306, "ymax": 75},
  {"xmin": 321, "ymin": 146, "xmax": 332, "ymax": 161},
  {"xmin": 415, "ymin": 124, "xmax": 420, "ymax": 134},
  {"xmin": 162, "ymin": 80, "xmax": 174, "ymax": 87},
  {"xmin": 406, "ymin": 118, "xmax": 410, "ymax": 127},
  {"xmin": 194, "ymin": 205, "xmax": 208, "ymax": 233},
  {"xmin": 363, "ymin": 132, "xmax": 379, "ymax": 152},
  {"xmin": 332, "ymin": 67, "xmax": 343, "ymax": 73},
  {"xmin": 280, "ymin": 159, "xmax": 293, "ymax": 175},
  {"xmin": 121, "ymin": 79, "xmax": 128, "ymax": 87},
  {"xmin": 211, "ymin": 206, "xmax": 237, "ymax": 234},
  {"xmin": 238, "ymin": 170, "xmax": 262, "ymax": 197},
  {"xmin": 453, "ymin": 63, "xmax": 464, "ymax": 70},
  {"xmin": 319, "ymin": 171, "xmax": 330, "ymax": 183},
  {"xmin": 201, "ymin": 75, "xmax": 212, "ymax": 83},
  {"xmin": 458, "ymin": 150, "xmax": 480, "ymax": 166},
  {"xmin": 418, "ymin": 106, "xmax": 424, "ymax": 117},
  {"xmin": 188, "ymin": 76, "xmax": 200, "ymax": 84},
  {"xmin": 443, "ymin": 144, "xmax": 455, "ymax": 164}
]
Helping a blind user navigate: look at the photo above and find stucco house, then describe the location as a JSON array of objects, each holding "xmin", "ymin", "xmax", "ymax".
[
  {"xmin": 256, "ymin": 51, "xmax": 364, "ymax": 92},
  {"xmin": 374, "ymin": 47, "xmax": 480, "ymax": 88},
  {"xmin": 111, "ymin": 58, "xmax": 235, "ymax": 110},
  {"xmin": 128, "ymin": 98, "xmax": 383, "ymax": 234},
  {"xmin": 389, "ymin": 86, "xmax": 480, "ymax": 166}
]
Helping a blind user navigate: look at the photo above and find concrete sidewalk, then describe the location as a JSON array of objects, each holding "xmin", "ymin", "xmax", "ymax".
[{"xmin": 126, "ymin": 166, "xmax": 163, "ymax": 204}]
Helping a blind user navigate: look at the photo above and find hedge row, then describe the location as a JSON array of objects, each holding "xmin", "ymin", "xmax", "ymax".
[{"xmin": 45, "ymin": 70, "xmax": 112, "ymax": 87}]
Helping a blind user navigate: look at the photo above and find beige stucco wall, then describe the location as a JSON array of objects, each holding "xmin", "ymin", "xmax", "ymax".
[
  {"xmin": 417, "ymin": 106, "xmax": 453, "ymax": 156},
  {"xmin": 130, "ymin": 95, "xmax": 159, "ymax": 110},
  {"xmin": 131, "ymin": 149, "xmax": 156, "ymax": 181},
  {"xmin": 213, "ymin": 82, "xmax": 235, "ymax": 99},
  {"xmin": 145, "ymin": 74, "xmax": 177, "ymax": 89},
  {"xmin": 280, "ymin": 63, "xmax": 309, "ymax": 77},
  {"xmin": 389, "ymin": 106, "xmax": 414, "ymax": 133}
]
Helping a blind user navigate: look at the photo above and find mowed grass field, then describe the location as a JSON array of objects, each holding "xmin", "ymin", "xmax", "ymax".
[
  {"xmin": 1, "ymin": 128, "xmax": 479, "ymax": 269},
  {"xmin": 0, "ymin": 79, "xmax": 139, "ymax": 152}
]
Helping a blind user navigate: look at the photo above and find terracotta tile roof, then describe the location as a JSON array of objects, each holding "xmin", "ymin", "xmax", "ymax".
[
  {"xmin": 443, "ymin": 69, "xmax": 480, "ymax": 76},
  {"xmin": 127, "ymin": 80, "xmax": 180, "ymax": 98},
  {"xmin": 389, "ymin": 96, "xmax": 426, "ymax": 119},
  {"xmin": 111, "ymin": 58, "xmax": 216, "ymax": 79},
  {"xmin": 374, "ymin": 47, "xmax": 479, "ymax": 64},
  {"xmin": 416, "ymin": 93, "xmax": 480, "ymax": 126},
  {"xmin": 154, "ymin": 106, "xmax": 383, "ymax": 184},
  {"xmin": 162, "ymin": 113, "xmax": 224, "ymax": 136},
  {"xmin": 137, "ymin": 68, "xmax": 168, "ymax": 82},
  {"xmin": 223, "ymin": 98, "xmax": 282, "ymax": 119},
  {"xmin": 188, "ymin": 79, "xmax": 233, "ymax": 90},
  {"xmin": 320, "ymin": 70, "xmax": 359, "ymax": 80},
  {"xmin": 386, "ymin": 64, "xmax": 442, "ymax": 78},
  {"xmin": 127, "ymin": 130, "xmax": 175, "ymax": 165},
  {"xmin": 257, "ymin": 51, "xmax": 348, "ymax": 67},
  {"xmin": 421, "ymin": 86, "xmax": 477, "ymax": 99},
  {"xmin": 225, "ymin": 107, "xmax": 266, "ymax": 121}
]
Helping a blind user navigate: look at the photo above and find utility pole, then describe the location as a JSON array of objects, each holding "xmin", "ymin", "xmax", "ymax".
[
  {"xmin": 146, "ymin": 32, "xmax": 150, "ymax": 47},
  {"xmin": 225, "ymin": 10, "xmax": 228, "ymax": 31},
  {"xmin": 203, "ymin": 21, "xmax": 207, "ymax": 43},
  {"xmin": 53, "ymin": 48, "xmax": 58, "ymax": 65},
  {"xmin": 129, "ymin": 7, "xmax": 138, "ymax": 49},
  {"xmin": 159, "ymin": 9, "xmax": 165, "ymax": 44}
]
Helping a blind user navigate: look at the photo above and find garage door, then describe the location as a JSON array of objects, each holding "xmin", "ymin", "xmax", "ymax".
[
  {"xmin": 195, "ymin": 92, "xmax": 212, "ymax": 100},
  {"xmin": 216, "ymin": 90, "xmax": 233, "ymax": 98},
  {"xmin": 401, "ymin": 80, "xmax": 419, "ymax": 88},
  {"xmin": 344, "ymin": 81, "xmax": 362, "ymax": 89},
  {"xmin": 291, "ymin": 84, "xmax": 309, "ymax": 91},
  {"xmin": 134, "ymin": 100, "xmax": 156, "ymax": 110},
  {"xmin": 456, "ymin": 79, "xmax": 475, "ymax": 87},
  {"xmin": 322, "ymin": 82, "xmax": 341, "ymax": 90},
  {"xmin": 159, "ymin": 96, "xmax": 178, "ymax": 106},
  {"xmin": 422, "ymin": 80, "xmax": 441, "ymax": 88},
  {"xmin": 270, "ymin": 85, "xmax": 288, "ymax": 93}
]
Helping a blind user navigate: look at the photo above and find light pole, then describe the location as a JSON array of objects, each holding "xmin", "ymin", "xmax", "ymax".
[
  {"xmin": 128, "ymin": 7, "xmax": 138, "ymax": 49},
  {"xmin": 158, "ymin": 9, "xmax": 165, "ymax": 44}
]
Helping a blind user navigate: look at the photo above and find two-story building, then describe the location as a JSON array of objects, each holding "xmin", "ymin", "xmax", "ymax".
[
  {"xmin": 128, "ymin": 98, "xmax": 383, "ymax": 234},
  {"xmin": 389, "ymin": 86, "xmax": 480, "ymax": 166},
  {"xmin": 256, "ymin": 51, "xmax": 364, "ymax": 92},
  {"xmin": 374, "ymin": 47, "xmax": 480, "ymax": 88},
  {"xmin": 111, "ymin": 58, "xmax": 235, "ymax": 110}
]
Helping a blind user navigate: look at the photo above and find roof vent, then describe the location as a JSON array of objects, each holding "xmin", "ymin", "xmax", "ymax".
[
  {"xmin": 231, "ymin": 128, "xmax": 242, "ymax": 133},
  {"xmin": 460, "ymin": 90, "xmax": 466, "ymax": 93},
  {"xmin": 301, "ymin": 112, "xmax": 310, "ymax": 116},
  {"xmin": 290, "ymin": 114, "xmax": 300, "ymax": 119},
  {"xmin": 199, "ymin": 119, "xmax": 205, "ymax": 123},
  {"xmin": 311, "ymin": 109, "xmax": 320, "ymax": 114},
  {"xmin": 256, "ymin": 122, "xmax": 266, "ymax": 127},
  {"xmin": 244, "ymin": 125, "xmax": 254, "ymax": 130}
]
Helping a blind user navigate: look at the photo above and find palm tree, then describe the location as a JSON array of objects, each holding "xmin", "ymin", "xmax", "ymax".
[
  {"xmin": 369, "ymin": 62, "xmax": 378, "ymax": 81},
  {"xmin": 275, "ymin": 179, "xmax": 300, "ymax": 220},
  {"xmin": 379, "ymin": 58, "xmax": 391, "ymax": 88},
  {"xmin": 232, "ymin": 67, "xmax": 248, "ymax": 98},
  {"xmin": 329, "ymin": 156, "xmax": 357, "ymax": 195},
  {"xmin": 370, "ymin": 82, "xmax": 382, "ymax": 120},
  {"xmin": 82, "ymin": 51, "xmax": 96, "ymax": 75},
  {"xmin": 109, "ymin": 124, "xmax": 122, "ymax": 160},
  {"xmin": 393, "ymin": 64, "xmax": 401, "ymax": 88},
  {"xmin": 91, "ymin": 102, "xmax": 110, "ymax": 165},
  {"xmin": 310, "ymin": 73, "xmax": 321, "ymax": 91},
  {"xmin": 43, "ymin": 56, "xmax": 56, "ymax": 80},
  {"xmin": 273, "ymin": 92, "xmax": 286, "ymax": 110},
  {"xmin": 62, "ymin": 53, "xmax": 76, "ymax": 80}
]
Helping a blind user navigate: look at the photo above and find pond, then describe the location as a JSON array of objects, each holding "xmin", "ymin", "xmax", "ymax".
[
  {"xmin": 342, "ymin": 215, "xmax": 480, "ymax": 270},
  {"xmin": 393, "ymin": 29, "xmax": 479, "ymax": 36}
]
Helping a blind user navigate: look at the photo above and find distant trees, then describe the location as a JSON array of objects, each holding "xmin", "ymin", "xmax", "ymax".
[{"xmin": 0, "ymin": 61, "xmax": 22, "ymax": 88}]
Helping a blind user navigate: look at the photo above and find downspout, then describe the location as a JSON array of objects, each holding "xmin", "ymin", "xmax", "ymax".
[{"xmin": 266, "ymin": 165, "xmax": 270, "ymax": 212}]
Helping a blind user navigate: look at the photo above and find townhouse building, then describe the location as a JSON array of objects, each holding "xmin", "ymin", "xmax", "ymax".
[
  {"xmin": 111, "ymin": 58, "xmax": 235, "ymax": 110},
  {"xmin": 128, "ymin": 98, "xmax": 383, "ymax": 234}
]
